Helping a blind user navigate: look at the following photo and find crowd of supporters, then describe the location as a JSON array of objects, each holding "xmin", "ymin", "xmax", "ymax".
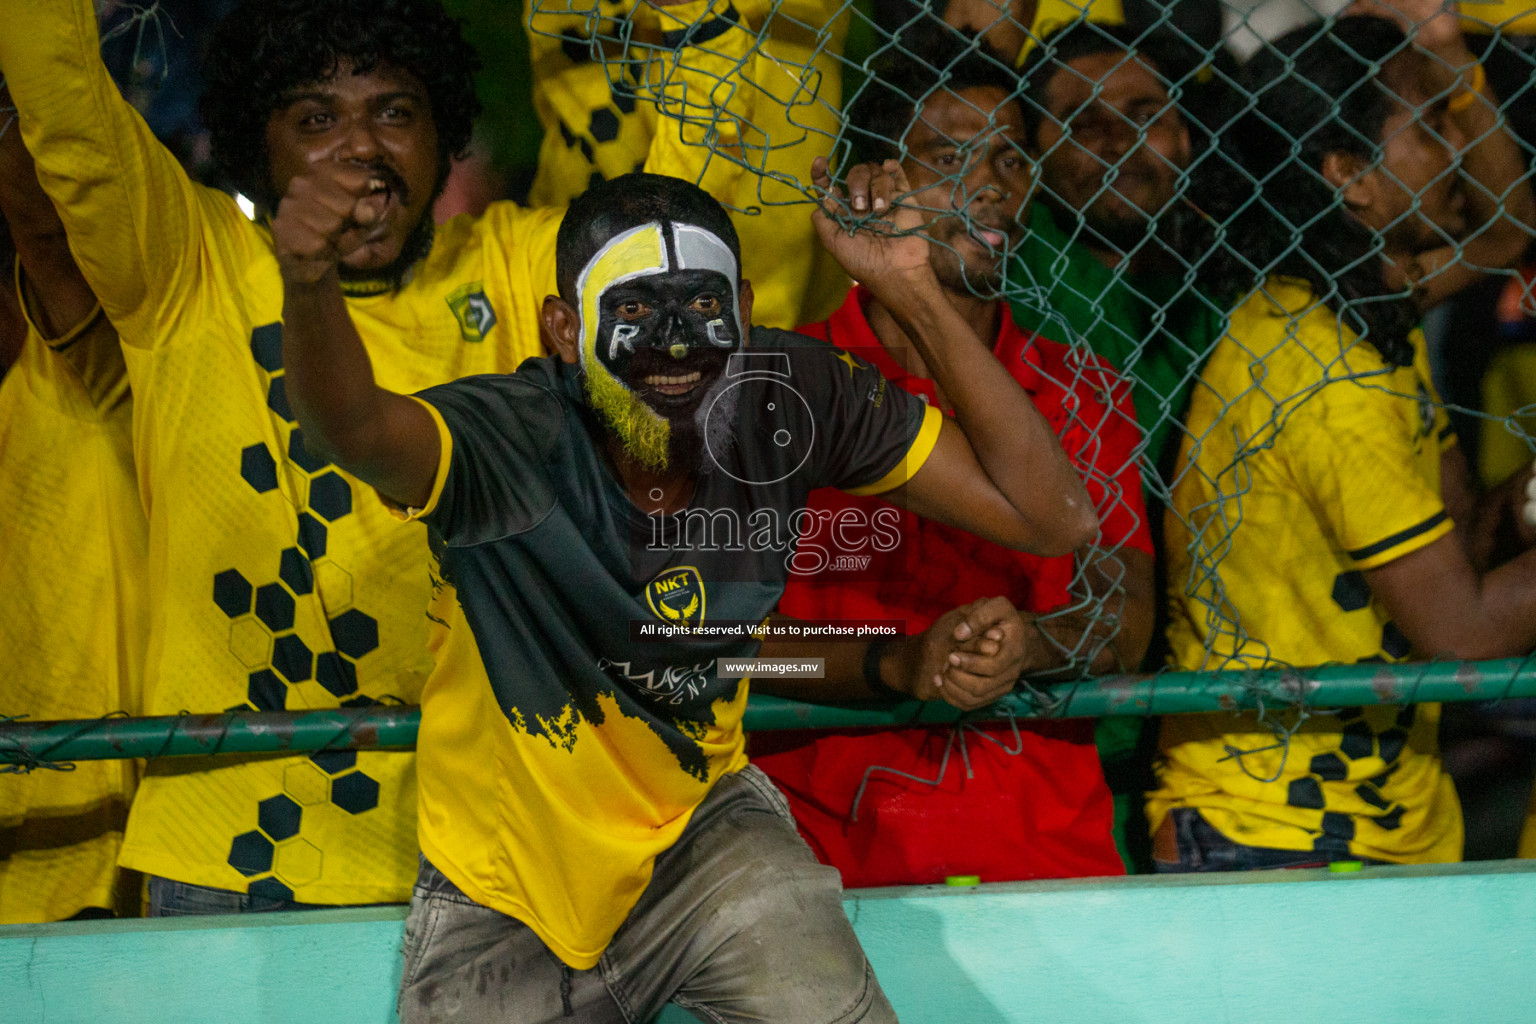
[{"xmin": 3, "ymin": 0, "xmax": 1536, "ymax": 959}]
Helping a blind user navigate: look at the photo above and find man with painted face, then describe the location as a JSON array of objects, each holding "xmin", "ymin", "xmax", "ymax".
[
  {"xmin": 578, "ymin": 219, "xmax": 748, "ymax": 476},
  {"xmin": 0, "ymin": 0, "xmax": 774, "ymax": 914},
  {"xmin": 276, "ymin": 160, "xmax": 1097, "ymax": 1016}
]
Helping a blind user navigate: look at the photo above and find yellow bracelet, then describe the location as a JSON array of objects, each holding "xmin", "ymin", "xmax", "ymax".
[{"xmin": 1448, "ymin": 62, "xmax": 1486, "ymax": 114}]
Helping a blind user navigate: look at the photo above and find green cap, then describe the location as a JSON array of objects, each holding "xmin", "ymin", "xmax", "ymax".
[
  {"xmin": 1329, "ymin": 860, "xmax": 1364, "ymax": 873},
  {"xmin": 944, "ymin": 875, "xmax": 981, "ymax": 886}
]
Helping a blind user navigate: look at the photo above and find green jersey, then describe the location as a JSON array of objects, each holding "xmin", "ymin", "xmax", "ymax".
[{"xmin": 1008, "ymin": 203, "xmax": 1222, "ymax": 484}]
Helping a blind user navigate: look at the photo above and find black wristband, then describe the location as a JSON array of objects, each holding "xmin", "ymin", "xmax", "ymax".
[{"xmin": 861, "ymin": 638, "xmax": 905, "ymax": 703}]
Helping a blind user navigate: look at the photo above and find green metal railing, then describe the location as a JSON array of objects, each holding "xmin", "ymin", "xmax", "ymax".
[{"xmin": 6, "ymin": 657, "xmax": 1535, "ymax": 768}]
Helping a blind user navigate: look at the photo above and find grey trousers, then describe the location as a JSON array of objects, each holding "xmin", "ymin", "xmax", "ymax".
[{"xmin": 397, "ymin": 765, "xmax": 898, "ymax": 1024}]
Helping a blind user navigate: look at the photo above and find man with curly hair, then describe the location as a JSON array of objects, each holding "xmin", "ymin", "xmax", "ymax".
[{"xmin": 0, "ymin": 0, "xmax": 754, "ymax": 914}]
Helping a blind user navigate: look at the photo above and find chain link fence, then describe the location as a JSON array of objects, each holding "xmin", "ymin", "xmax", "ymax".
[
  {"xmin": 5, "ymin": 1, "xmax": 1536, "ymax": 775},
  {"xmin": 513, "ymin": 0, "xmax": 1536, "ymax": 784}
]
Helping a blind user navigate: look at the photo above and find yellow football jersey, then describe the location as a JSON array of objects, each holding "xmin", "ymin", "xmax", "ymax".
[
  {"xmin": 1462, "ymin": 1, "xmax": 1536, "ymax": 34},
  {"xmin": 1150, "ymin": 278, "xmax": 1462, "ymax": 864},
  {"xmin": 0, "ymin": 285, "xmax": 145, "ymax": 922},
  {"xmin": 4, "ymin": 0, "xmax": 751, "ymax": 903},
  {"xmin": 526, "ymin": 0, "xmax": 851, "ymax": 328}
]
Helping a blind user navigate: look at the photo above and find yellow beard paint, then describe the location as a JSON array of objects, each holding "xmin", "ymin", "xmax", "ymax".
[{"xmin": 576, "ymin": 222, "xmax": 675, "ymax": 469}]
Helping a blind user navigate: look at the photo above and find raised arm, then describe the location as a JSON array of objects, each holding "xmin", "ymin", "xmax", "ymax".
[
  {"xmin": 274, "ymin": 164, "xmax": 440, "ymax": 508},
  {"xmin": 0, "ymin": 0, "xmax": 218, "ymax": 341},
  {"xmin": 521, "ymin": 0, "xmax": 759, "ymax": 289},
  {"xmin": 811, "ymin": 157, "xmax": 1098, "ymax": 557},
  {"xmin": 0, "ymin": 86, "xmax": 97, "ymax": 340}
]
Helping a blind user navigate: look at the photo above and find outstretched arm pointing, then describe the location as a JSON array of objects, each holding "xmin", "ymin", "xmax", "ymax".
[{"xmin": 274, "ymin": 161, "xmax": 440, "ymax": 509}]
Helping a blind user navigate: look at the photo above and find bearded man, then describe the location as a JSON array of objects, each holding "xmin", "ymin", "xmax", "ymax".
[{"xmin": 275, "ymin": 155, "xmax": 1096, "ymax": 1019}]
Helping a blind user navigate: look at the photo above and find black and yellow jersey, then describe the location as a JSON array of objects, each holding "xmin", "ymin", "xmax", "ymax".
[
  {"xmin": 1152, "ymin": 278, "xmax": 1461, "ymax": 864},
  {"xmin": 526, "ymin": 0, "xmax": 852, "ymax": 328},
  {"xmin": 2, "ymin": 0, "xmax": 764, "ymax": 903},
  {"xmin": 397, "ymin": 332, "xmax": 938, "ymax": 966}
]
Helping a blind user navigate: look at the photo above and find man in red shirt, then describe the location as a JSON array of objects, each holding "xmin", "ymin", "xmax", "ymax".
[{"xmin": 753, "ymin": 34, "xmax": 1154, "ymax": 886}]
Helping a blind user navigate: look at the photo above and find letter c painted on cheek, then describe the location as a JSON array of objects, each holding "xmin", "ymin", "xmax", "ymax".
[{"xmin": 707, "ymin": 319, "xmax": 733, "ymax": 347}]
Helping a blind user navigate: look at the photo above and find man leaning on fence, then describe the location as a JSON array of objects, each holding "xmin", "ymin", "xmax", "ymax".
[
  {"xmin": 751, "ymin": 31, "xmax": 1151, "ymax": 887},
  {"xmin": 0, "ymin": 0, "xmax": 782, "ymax": 915},
  {"xmin": 1152, "ymin": 2, "xmax": 1536, "ymax": 873}
]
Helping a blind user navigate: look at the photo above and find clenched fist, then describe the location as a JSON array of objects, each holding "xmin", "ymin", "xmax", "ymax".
[{"xmin": 272, "ymin": 163, "xmax": 397, "ymax": 285}]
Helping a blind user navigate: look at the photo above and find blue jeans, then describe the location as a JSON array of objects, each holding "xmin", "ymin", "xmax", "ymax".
[
  {"xmin": 1153, "ymin": 807, "xmax": 1388, "ymax": 873},
  {"xmin": 146, "ymin": 875, "xmax": 332, "ymax": 916}
]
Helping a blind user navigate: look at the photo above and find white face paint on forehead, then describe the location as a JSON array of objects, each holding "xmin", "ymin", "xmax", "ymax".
[{"xmin": 671, "ymin": 223, "xmax": 738, "ymax": 283}]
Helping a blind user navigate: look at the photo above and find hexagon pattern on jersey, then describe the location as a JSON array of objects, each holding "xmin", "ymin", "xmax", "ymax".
[
  {"xmin": 259, "ymin": 794, "xmax": 303, "ymax": 841},
  {"xmin": 248, "ymin": 669, "xmax": 286, "ymax": 712},
  {"xmin": 332, "ymin": 771, "xmax": 381, "ymax": 815},
  {"xmin": 308, "ymin": 471, "xmax": 353, "ymax": 522},
  {"xmin": 1330, "ymin": 571, "xmax": 1370, "ymax": 613},
  {"xmin": 330, "ymin": 609, "xmax": 380, "ymax": 659},
  {"xmin": 297, "ymin": 512, "xmax": 328, "ymax": 561},
  {"xmin": 255, "ymin": 583, "xmax": 296, "ymax": 632},
  {"xmin": 214, "ymin": 569, "xmax": 254, "ymax": 618},
  {"xmin": 271, "ymin": 633, "xmax": 314, "ymax": 684},
  {"xmin": 267, "ymin": 376, "xmax": 294, "ymax": 423},
  {"xmin": 311, "ymin": 750, "xmax": 357, "ymax": 774},
  {"xmin": 241, "ymin": 443, "xmax": 279, "ymax": 494},
  {"xmin": 1280, "ymin": 705, "xmax": 1415, "ymax": 852},
  {"xmin": 228, "ymin": 830, "xmax": 274, "ymax": 876},
  {"xmin": 220, "ymin": 327, "xmax": 385, "ymax": 711},
  {"xmin": 220, "ymin": 322, "xmax": 389, "ymax": 896},
  {"xmin": 227, "ymin": 749, "xmax": 385, "ymax": 890},
  {"xmin": 279, "ymin": 547, "xmax": 315, "ymax": 596},
  {"xmin": 315, "ymin": 652, "xmax": 359, "ymax": 698},
  {"xmin": 251, "ymin": 322, "xmax": 284, "ymax": 371},
  {"xmin": 546, "ymin": 51, "xmax": 648, "ymax": 192}
]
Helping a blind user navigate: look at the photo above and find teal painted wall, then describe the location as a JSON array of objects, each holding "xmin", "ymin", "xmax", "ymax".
[{"xmin": 4, "ymin": 861, "xmax": 1536, "ymax": 1023}]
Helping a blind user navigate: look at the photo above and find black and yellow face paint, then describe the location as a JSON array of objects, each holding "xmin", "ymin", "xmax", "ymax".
[{"xmin": 575, "ymin": 220, "xmax": 744, "ymax": 470}]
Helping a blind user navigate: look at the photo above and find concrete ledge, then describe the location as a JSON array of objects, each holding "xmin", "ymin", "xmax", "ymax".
[{"xmin": 5, "ymin": 861, "xmax": 1536, "ymax": 1022}]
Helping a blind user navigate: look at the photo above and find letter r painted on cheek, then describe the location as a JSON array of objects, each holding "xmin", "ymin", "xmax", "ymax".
[{"xmin": 610, "ymin": 323, "xmax": 640, "ymax": 361}]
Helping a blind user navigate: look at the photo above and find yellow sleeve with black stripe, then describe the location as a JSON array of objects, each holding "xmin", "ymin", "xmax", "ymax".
[{"xmin": 1278, "ymin": 335, "xmax": 1453, "ymax": 572}]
